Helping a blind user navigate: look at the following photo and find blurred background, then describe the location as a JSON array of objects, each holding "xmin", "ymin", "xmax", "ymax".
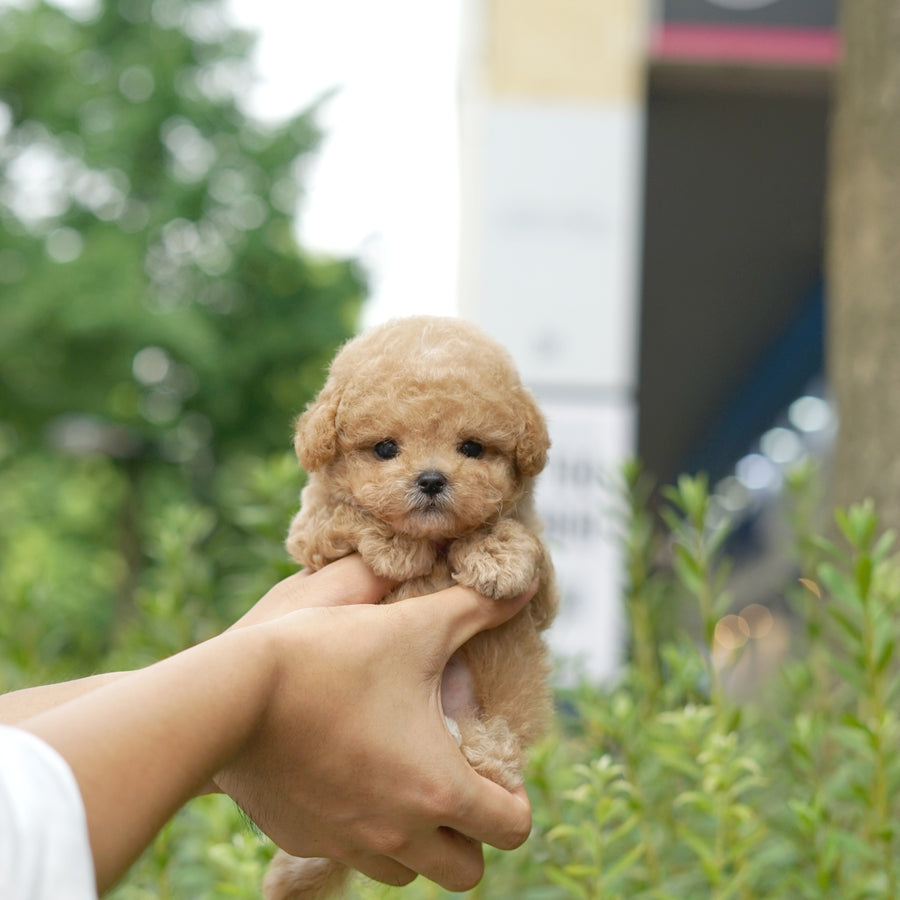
[
  {"xmin": 0, "ymin": 0, "xmax": 843, "ymax": 685},
  {"xmin": 10, "ymin": 3, "xmax": 900, "ymax": 895}
]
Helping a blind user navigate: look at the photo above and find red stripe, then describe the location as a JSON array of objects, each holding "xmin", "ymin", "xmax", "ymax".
[{"xmin": 651, "ymin": 25, "xmax": 841, "ymax": 66}]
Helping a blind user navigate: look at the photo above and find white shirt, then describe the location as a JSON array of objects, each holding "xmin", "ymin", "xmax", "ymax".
[{"xmin": 0, "ymin": 724, "xmax": 97, "ymax": 900}]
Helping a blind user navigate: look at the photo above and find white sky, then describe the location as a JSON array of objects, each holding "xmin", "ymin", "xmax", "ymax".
[{"xmin": 227, "ymin": 0, "xmax": 463, "ymax": 326}]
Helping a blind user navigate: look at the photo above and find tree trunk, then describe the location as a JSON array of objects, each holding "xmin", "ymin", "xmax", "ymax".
[{"xmin": 827, "ymin": 0, "xmax": 900, "ymax": 529}]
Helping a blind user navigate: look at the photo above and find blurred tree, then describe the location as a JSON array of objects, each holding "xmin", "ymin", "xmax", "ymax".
[
  {"xmin": 0, "ymin": 0, "xmax": 364, "ymax": 674},
  {"xmin": 827, "ymin": 0, "xmax": 900, "ymax": 528},
  {"xmin": 0, "ymin": 0, "xmax": 364, "ymax": 467}
]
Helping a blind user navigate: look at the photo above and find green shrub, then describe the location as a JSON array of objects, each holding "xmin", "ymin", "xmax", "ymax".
[{"xmin": 6, "ymin": 451, "xmax": 900, "ymax": 899}]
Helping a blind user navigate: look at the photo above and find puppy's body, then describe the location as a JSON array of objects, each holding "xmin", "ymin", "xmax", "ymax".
[{"xmin": 265, "ymin": 316, "xmax": 558, "ymax": 900}]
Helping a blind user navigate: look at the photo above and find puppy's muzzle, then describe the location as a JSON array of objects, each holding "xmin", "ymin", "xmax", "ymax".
[{"xmin": 416, "ymin": 470, "xmax": 448, "ymax": 497}]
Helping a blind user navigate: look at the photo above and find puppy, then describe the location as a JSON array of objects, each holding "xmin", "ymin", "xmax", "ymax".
[{"xmin": 264, "ymin": 316, "xmax": 558, "ymax": 900}]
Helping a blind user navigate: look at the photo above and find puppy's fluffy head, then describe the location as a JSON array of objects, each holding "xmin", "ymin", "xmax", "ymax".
[{"xmin": 294, "ymin": 316, "xmax": 549, "ymax": 539}]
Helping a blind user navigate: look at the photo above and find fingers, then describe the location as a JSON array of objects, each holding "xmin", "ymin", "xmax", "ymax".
[
  {"xmin": 342, "ymin": 779, "xmax": 526, "ymax": 893},
  {"xmin": 351, "ymin": 854, "xmax": 418, "ymax": 888},
  {"xmin": 366, "ymin": 765, "xmax": 528, "ymax": 889},
  {"xmin": 443, "ymin": 777, "xmax": 532, "ymax": 851},
  {"xmin": 360, "ymin": 827, "xmax": 485, "ymax": 893},
  {"xmin": 352, "ymin": 832, "xmax": 484, "ymax": 894},
  {"xmin": 408, "ymin": 827, "xmax": 486, "ymax": 892}
]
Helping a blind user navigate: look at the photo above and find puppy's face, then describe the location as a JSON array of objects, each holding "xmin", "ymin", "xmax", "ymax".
[
  {"xmin": 295, "ymin": 317, "xmax": 550, "ymax": 541},
  {"xmin": 328, "ymin": 397, "xmax": 524, "ymax": 540}
]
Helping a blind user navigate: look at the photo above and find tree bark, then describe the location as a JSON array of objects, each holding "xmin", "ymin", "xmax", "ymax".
[{"xmin": 827, "ymin": 1, "xmax": 900, "ymax": 529}]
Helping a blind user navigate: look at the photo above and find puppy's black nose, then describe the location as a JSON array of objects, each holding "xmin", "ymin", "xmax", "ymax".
[{"xmin": 416, "ymin": 470, "xmax": 448, "ymax": 496}]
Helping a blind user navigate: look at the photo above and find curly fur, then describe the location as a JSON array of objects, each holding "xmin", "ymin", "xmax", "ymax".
[{"xmin": 265, "ymin": 316, "xmax": 559, "ymax": 900}]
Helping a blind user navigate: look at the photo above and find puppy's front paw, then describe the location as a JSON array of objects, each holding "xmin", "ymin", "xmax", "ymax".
[
  {"xmin": 449, "ymin": 520, "xmax": 542, "ymax": 600},
  {"xmin": 360, "ymin": 532, "xmax": 437, "ymax": 581}
]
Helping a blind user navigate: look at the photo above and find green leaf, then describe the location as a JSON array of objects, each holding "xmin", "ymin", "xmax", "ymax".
[
  {"xmin": 604, "ymin": 841, "xmax": 646, "ymax": 882},
  {"xmin": 788, "ymin": 799, "xmax": 821, "ymax": 832},
  {"xmin": 709, "ymin": 518, "xmax": 734, "ymax": 554},
  {"xmin": 855, "ymin": 554, "xmax": 873, "ymax": 600},
  {"xmin": 818, "ymin": 562, "xmax": 861, "ymax": 608},
  {"xmin": 681, "ymin": 829, "xmax": 719, "ymax": 875},
  {"xmin": 546, "ymin": 867, "xmax": 592, "ymax": 900},
  {"xmin": 829, "ymin": 606, "xmax": 862, "ymax": 643},
  {"xmin": 876, "ymin": 635, "xmax": 896, "ymax": 674},
  {"xmin": 674, "ymin": 790, "xmax": 714, "ymax": 814},
  {"xmin": 873, "ymin": 529, "xmax": 897, "ymax": 563},
  {"xmin": 561, "ymin": 864, "xmax": 600, "ymax": 879},
  {"xmin": 546, "ymin": 824, "xmax": 583, "ymax": 842},
  {"xmin": 841, "ymin": 712, "xmax": 873, "ymax": 737},
  {"xmin": 672, "ymin": 546, "xmax": 706, "ymax": 596},
  {"xmin": 810, "ymin": 532, "xmax": 841, "ymax": 559}
]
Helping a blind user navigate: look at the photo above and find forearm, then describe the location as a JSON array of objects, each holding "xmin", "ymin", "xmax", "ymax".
[
  {"xmin": 21, "ymin": 627, "xmax": 276, "ymax": 894},
  {"xmin": 0, "ymin": 672, "xmax": 126, "ymax": 724}
]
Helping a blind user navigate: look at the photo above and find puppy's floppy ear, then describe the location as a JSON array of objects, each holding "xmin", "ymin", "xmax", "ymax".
[
  {"xmin": 293, "ymin": 383, "xmax": 342, "ymax": 472},
  {"xmin": 515, "ymin": 389, "xmax": 550, "ymax": 477}
]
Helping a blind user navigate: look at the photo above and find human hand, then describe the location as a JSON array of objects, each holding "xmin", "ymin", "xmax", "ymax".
[
  {"xmin": 173, "ymin": 556, "xmax": 393, "ymax": 798},
  {"xmin": 216, "ymin": 579, "xmax": 536, "ymax": 892}
]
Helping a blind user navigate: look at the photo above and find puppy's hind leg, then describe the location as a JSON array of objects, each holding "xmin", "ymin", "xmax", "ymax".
[
  {"xmin": 457, "ymin": 715, "xmax": 525, "ymax": 793},
  {"xmin": 263, "ymin": 853, "xmax": 351, "ymax": 900},
  {"xmin": 441, "ymin": 651, "xmax": 526, "ymax": 793}
]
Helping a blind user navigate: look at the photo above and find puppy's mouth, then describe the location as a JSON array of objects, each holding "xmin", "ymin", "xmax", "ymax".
[{"xmin": 404, "ymin": 470, "xmax": 455, "ymax": 524}]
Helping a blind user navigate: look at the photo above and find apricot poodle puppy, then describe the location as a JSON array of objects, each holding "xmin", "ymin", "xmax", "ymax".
[{"xmin": 264, "ymin": 315, "xmax": 558, "ymax": 900}]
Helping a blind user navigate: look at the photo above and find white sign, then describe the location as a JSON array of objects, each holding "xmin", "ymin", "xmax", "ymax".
[{"xmin": 536, "ymin": 398, "xmax": 634, "ymax": 682}]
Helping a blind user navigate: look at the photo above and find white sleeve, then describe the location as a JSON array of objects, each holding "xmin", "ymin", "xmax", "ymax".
[{"xmin": 0, "ymin": 724, "xmax": 97, "ymax": 900}]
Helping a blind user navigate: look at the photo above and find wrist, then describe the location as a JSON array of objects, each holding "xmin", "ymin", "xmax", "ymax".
[
  {"xmin": 202, "ymin": 624, "xmax": 284, "ymax": 767},
  {"xmin": 205, "ymin": 622, "xmax": 291, "ymax": 787}
]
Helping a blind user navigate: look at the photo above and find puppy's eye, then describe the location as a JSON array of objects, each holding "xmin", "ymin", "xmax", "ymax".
[
  {"xmin": 374, "ymin": 439, "xmax": 400, "ymax": 460},
  {"xmin": 458, "ymin": 440, "xmax": 484, "ymax": 459}
]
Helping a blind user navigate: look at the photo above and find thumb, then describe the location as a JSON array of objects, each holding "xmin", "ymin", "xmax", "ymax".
[
  {"xmin": 409, "ymin": 577, "xmax": 539, "ymax": 660},
  {"xmin": 231, "ymin": 555, "xmax": 395, "ymax": 629}
]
